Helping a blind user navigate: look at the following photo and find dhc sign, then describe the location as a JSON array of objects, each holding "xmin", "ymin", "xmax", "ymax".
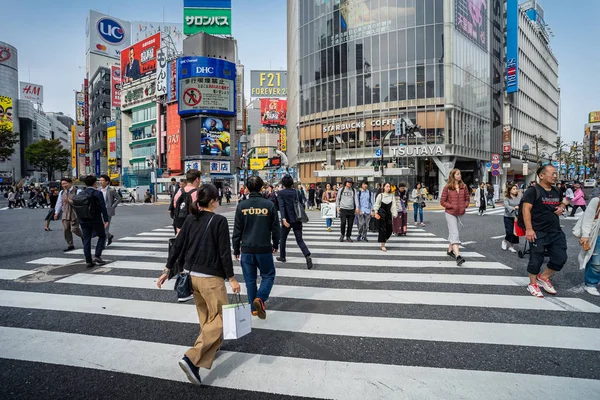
[{"xmin": 97, "ymin": 17, "xmax": 125, "ymax": 44}]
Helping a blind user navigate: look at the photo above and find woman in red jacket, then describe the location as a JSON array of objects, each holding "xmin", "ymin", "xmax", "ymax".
[{"xmin": 440, "ymin": 168, "xmax": 471, "ymax": 265}]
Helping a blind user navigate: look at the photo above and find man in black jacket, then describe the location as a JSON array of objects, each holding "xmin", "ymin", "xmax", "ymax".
[
  {"xmin": 276, "ymin": 175, "xmax": 312, "ymax": 269},
  {"xmin": 232, "ymin": 176, "xmax": 280, "ymax": 320},
  {"xmin": 76, "ymin": 175, "xmax": 109, "ymax": 268}
]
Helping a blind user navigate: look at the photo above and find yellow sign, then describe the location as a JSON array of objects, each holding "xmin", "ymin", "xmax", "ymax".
[
  {"xmin": 71, "ymin": 125, "xmax": 77, "ymax": 170},
  {"xmin": 590, "ymin": 111, "xmax": 600, "ymax": 124},
  {"xmin": 250, "ymin": 158, "xmax": 267, "ymax": 170},
  {"xmin": 0, "ymin": 96, "xmax": 14, "ymax": 131},
  {"xmin": 257, "ymin": 147, "xmax": 268, "ymax": 157},
  {"xmin": 280, "ymin": 128, "xmax": 287, "ymax": 152}
]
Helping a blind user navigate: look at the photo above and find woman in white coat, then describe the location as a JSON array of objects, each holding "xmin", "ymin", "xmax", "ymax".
[
  {"xmin": 475, "ymin": 183, "xmax": 487, "ymax": 216},
  {"xmin": 577, "ymin": 196, "xmax": 600, "ymax": 296}
]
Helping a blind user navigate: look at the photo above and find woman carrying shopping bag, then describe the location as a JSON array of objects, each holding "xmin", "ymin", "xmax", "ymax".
[
  {"xmin": 411, "ymin": 182, "xmax": 426, "ymax": 226},
  {"xmin": 157, "ymin": 184, "xmax": 241, "ymax": 386},
  {"xmin": 475, "ymin": 182, "xmax": 487, "ymax": 216},
  {"xmin": 577, "ymin": 195, "xmax": 600, "ymax": 296},
  {"xmin": 502, "ymin": 184, "xmax": 521, "ymax": 253},
  {"xmin": 440, "ymin": 168, "xmax": 471, "ymax": 266},
  {"xmin": 322, "ymin": 183, "xmax": 337, "ymax": 231},
  {"xmin": 374, "ymin": 182, "xmax": 398, "ymax": 252}
]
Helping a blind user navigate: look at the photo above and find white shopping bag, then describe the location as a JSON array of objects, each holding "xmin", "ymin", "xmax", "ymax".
[
  {"xmin": 321, "ymin": 203, "xmax": 337, "ymax": 219},
  {"xmin": 222, "ymin": 302, "xmax": 252, "ymax": 340}
]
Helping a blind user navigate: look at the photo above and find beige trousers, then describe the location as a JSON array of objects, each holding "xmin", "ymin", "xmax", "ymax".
[
  {"xmin": 185, "ymin": 276, "xmax": 229, "ymax": 370},
  {"xmin": 62, "ymin": 217, "xmax": 82, "ymax": 246}
]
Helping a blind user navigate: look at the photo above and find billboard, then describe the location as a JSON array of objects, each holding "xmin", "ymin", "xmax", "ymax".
[
  {"xmin": 184, "ymin": 0, "xmax": 231, "ymax": 7},
  {"xmin": 75, "ymin": 92, "xmax": 85, "ymax": 126},
  {"xmin": 506, "ymin": 0, "xmax": 519, "ymax": 94},
  {"xmin": 250, "ymin": 70, "xmax": 288, "ymax": 98},
  {"xmin": 280, "ymin": 128, "xmax": 287, "ymax": 152},
  {"xmin": 167, "ymin": 59, "xmax": 178, "ymax": 103},
  {"xmin": 71, "ymin": 125, "xmax": 77, "ymax": 171},
  {"xmin": 199, "ymin": 117, "xmax": 231, "ymax": 157},
  {"xmin": 209, "ymin": 160, "xmax": 231, "ymax": 175},
  {"xmin": 111, "ymin": 66, "xmax": 121, "ymax": 107},
  {"xmin": 236, "ymin": 64, "xmax": 244, "ymax": 131},
  {"xmin": 177, "ymin": 56, "xmax": 236, "ymax": 116},
  {"xmin": 590, "ymin": 111, "xmax": 600, "ymax": 124},
  {"xmin": 19, "ymin": 81, "xmax": 43, "ymax": 103},
  {"xmin": 455, "ymin": 0, "xmax": 488, "ymax": 51},
  {"xmin": 87, "ymin": 10, "xmax": 131, "ymax": 59},
  {"xmin": 156, "ymin": 47, "xmax": 167, "ymax": 96},
  {"xmin": 0, "ymin": 96, "xmax": 14, "ymax": 131},
  {"xmin": 130, "ymin": 21, "xmax": 184, "ymax": 53},
  {"xmin": 183, "ymin": 8, "xmax": 232, "ymax": 36},
  {"xmin": 0, "ymin": 43, "xmax": 17, "ymax": 71},
  {"xmin": 120, "ymin": 32, "xmax": 160, "ymax": 85},
  {"xmin": 260, "ymin": 98, "xmax": 287, "ymax": 126},
  {"xmin": 166, "ymin": 104, "xmax": 182, "ymax": 172},
  {"xmin": 107, "ymin": 121, "xmax": 118, "ymax": 179},
  {"xmin": 121, "ymin": 80, "xmax": 156, "ymax": 110}
]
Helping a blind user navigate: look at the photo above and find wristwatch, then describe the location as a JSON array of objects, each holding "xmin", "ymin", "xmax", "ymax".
[{"xmin": 162, "ymin": 268, "xmax": 169, "ymax": 275}]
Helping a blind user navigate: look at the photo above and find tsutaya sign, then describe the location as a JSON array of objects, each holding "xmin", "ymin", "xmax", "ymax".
[
  {"xmin": 323, "ymin": 118, "xmax": 401, "ymax": 133},
  {"xmin": 390, "ymin": 145, "xmax": 445, "ymax": 157}
]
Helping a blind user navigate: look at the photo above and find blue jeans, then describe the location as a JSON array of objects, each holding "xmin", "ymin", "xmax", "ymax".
[
  {"xmin": 413, "ymin": 203, "xmax": 424, "ymax": 223},
  {"xmin": 585, "ymin": 238, "xmax": 600, "ymax": 287},
  {"xmin": 80, "ymin": 222, "xmax": 106, "ymax": 263},
  {"xmin": 240, "ymin": 253, "xmax": 276, "ymax": 311},
  {"xmin": 326, "ymin": 218, "xmax": 332, "ymax": 228}
]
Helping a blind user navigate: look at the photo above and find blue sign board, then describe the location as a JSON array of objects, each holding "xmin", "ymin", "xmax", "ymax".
[
  {"xmin": 94, "ymin": 150, "xmax": 101, "ymax": 176},
  {"xmin": 177, "ymin": 56, "xmax": 236, "ymax": 117},
  {"xmin": 184, "ymin": 0, "xmax": 231, "ymax": 7},
  {"xmin": 506, "ymin": 0, "xmax": 519, "ymax": 94},
  {"xmin": 485, "ymin": 162, "xmax": 492, "ymax": 168},
  {"xmin": 375, "ymin": 148, "xmax": 383, "ymax": 157}
]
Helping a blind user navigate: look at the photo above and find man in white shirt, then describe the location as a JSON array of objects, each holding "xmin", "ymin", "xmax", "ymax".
[
  {"xmin": 99, "ymin": 175, "xmax": 120, "ymax": 246},
  {"xmin": 54, "ymin": 178, "xmax": 83, "ymax": 251}
]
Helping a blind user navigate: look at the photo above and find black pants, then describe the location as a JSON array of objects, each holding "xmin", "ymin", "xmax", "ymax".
[
  {"xmin": 503, "ymin": 217, "xmax": 519, "ymax": 244},
  {"xmin": 280, "ymin": 221, "xmax": 310, "ymax": 259},
  {"xmin": 340, "ymin": 209, "xmax": 355, "ymax": 238},
  {"xmin": 527, "ymin": 230, "xmax": 568, "ymax": 275},
  {"xmin": 81, "ymin": 222, "xmax": 107, "ymax": 263},
  {"xmin": 570, "ymin": 205, "xmax": 587, "ymax": 216}
]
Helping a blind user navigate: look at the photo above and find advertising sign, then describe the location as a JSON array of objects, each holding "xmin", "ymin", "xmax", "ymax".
[
  {"xmin": 156, "ymin": 47, "xmax": 167, "ymax": 96},
  {"xmin": 236, "ymin": 64, "xmax": 244, "ymax": 131},
  {"xmin": 0, "ymin": 43, "xmax": 17, "ymax": 71},
  {"xmin": 0, "ymin": 96, "xmax": 13, "ymax": 131},
  {"xmin": 260, "ymin": 98, "xmax": 287, "ymax": 126},
  {"xmin": 454, "ymin": 0, "xmax": 488, "ymax": 51},
  {"xmin": 199, "ymin": 117, "xmax": 232, "ymax": 157},
  {"xmin": 184, "ymin": 0, "xmax": 231, "ymax": 7},
  {"xmin": 166, "ymin": 104, "xmax": 181, "ymax": 172},
  {"xmin": 19, "ymin": 81, "xmax": 43, "ymax": 103},
  {"xmin": 107, "ymin": 121, "xmax": 117, "ymax": 167},
  {"xmin": 209, "ymin": 160, "xmax": 231, "ymax": 175},
  {"xmin": 71, "ymin": 126, "xmax": 77, "ymax": 170},
  {"xmin": 177, "ymin": 56, "xmax": 236, "ymax": 116},
  {"xmin": 75, "ymin": 92, "xmax": 85, "ymax": 126},
  {"xmin": 167, "ymin": 59, "xmax": 178, "ymax": 103},
  {"xmin": 184, "ymin": 159, "xmax": 202, "ymax": 173},
  {"xmin": 121, "ymin": 80, "xmax": 156, "ymax": 110},
  {"xmin": 87, "ymin": 10, "xmax": 131, "ymax": 59},
  {"xmin": 77, "ymin": 143, "xmax": 86, "ymax": 178},
  {"xmin": 130, "ymin": 21, "xmax": 184, "ymax": 53},
  {"xmin": 250, "ymin": 70, "xmax": 288, "ymax": 98},
  {"xmin": 590, "ymin": 111, "xmax": 600, "ymax": 124},
  {"xmin": 110, "ymin": 66, "xmax": 121, "ymax": 107},
  {"xmin": 120, "ymin": 33, "xmax": 160, "ymax": 85},
  {"xmin": 502, "ymin": 125, "xmax": 512, "ymax": 166},
  {"xmin": 280, "ymin": 128, "xmax": 287, "ymax": 152},
  {"xmin": 506, "ymin": 0, "xmax": 519, "ymax": 93},
  {"xmin": 250, "ymin": 158, "xmax": 267, "ymax": 170},
  {"xmin": 183, "ymin": 8, "xmax": 232, "ymax": 36}
]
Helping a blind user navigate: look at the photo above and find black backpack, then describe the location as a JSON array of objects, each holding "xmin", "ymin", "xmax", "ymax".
[
  {"xmin": 174, "ymin": 188, "xmax": 197, "ymax": 220},
  {"xmin": 72, "ymin": 189, "xmax": 95, "ymax": 220},
  {"xmin": 516, "ymin": 185, "xmax": 543, "ymax": 230}
]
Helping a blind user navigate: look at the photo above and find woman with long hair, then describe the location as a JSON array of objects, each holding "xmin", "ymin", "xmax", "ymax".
[
  {"xmin": 374, "ymin": 182, "xmax": 398, "ymax": 252},
  {"xmin": 440, "ymin": 168, "xmax": 471, "ymax": 265},
  {"xmin": 503, "ymin": 184, "xmax": 521, "ymax": 253},
  {"xmin": 475, "ymin": 182, "xmax": 487, "ymax": 216},
  {"xmin": 411, "ymin": 182, "xmax": 426, "ymax": 226},
  {"xmin": 321, "ymin": 183, "xmax": 337, "ymax": 231},
  {"xmin": 157, "ymin": 184, "xmax": 241, "ymax": 386}
]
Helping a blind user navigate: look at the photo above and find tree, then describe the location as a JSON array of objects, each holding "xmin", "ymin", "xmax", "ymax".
[
  {"xmin": 0, "ymin": 125, "xmax": 20, "ymax": 161},
  {"xmin": 24, "ymin": 139, "xmax": 71, "ymax": 179}
]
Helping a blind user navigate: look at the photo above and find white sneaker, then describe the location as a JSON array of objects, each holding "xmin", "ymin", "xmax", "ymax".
[
  {"xmin": 509, "ymin": 247, "xmax": 517, "ymax": 253},
  {"xmin": 178, "ymin": 294, "xmax": 194, "ymax": 302},
  {"xmin": 501, "ymin": 240, "xmax": 508, "ymax": 251},
  {"xmin": 584, "ymin": 286, "xmax": 600, "ymax": 296},
  {"xmin": 527, "ymin": 283, "xmax": 544, "ymax": 298}
]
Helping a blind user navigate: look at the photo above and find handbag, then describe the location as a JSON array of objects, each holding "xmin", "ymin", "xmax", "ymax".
[
  {"xmin": 222, "ymin": 293, "xmax": 252, "ymax": 340},
  {"xmin": 171, "ymin": 215, "xmax": 215, "ymax": 300},
  {"xmin": 294, "ymin": 190, "xmax": 309, "ymax": 223},
  {"xmin": 514, "ymin": 219, "xmax": 525, "ymax": 237},
  {"xmin": 420, "ymin": 201, "xmax": 427, "ymax": 208}
]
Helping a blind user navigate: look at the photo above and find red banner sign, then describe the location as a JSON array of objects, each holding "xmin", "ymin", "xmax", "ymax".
[
  {"xmin": 120, "ymin": 33, "xmax": 160, "ymax": 85},
  {"xmin": 260, "ymin": 98, "xmax": 287, "ymax": 126}
]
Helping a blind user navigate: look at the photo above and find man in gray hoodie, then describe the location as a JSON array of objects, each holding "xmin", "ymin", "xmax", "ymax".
[{"xmin": 336, "ymin": 178, "xmax": 356, "ymax": 242}]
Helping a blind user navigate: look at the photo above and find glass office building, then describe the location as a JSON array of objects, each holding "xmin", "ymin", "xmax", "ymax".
[{"xmin": 288, "ymin": 0, "xmax": 505, "ymax": 189}]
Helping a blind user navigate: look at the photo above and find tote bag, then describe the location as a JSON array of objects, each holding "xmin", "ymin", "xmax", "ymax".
[
  {"xmin": 294, "ymin": 190, "xmax": 310, "ymax": 223},
  {"xmin": 222, "ymin": 294, "xmax": 252, "ymax": 340}
]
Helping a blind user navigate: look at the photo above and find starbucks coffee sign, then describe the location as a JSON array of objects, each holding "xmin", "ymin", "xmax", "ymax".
[{"xmin": 390, "ymin": 145, "xmax": 445, "ymax": 157}]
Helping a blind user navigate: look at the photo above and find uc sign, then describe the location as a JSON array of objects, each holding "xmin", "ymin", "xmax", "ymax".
[{"xmin": 97, "ymin": 17, "xmax": 125, "ymax": 44}]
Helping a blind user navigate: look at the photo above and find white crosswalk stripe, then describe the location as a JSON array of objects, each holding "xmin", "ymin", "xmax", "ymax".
[{"xmin": 4, "ymin": 214, "xmax": 600, "ymax": 399}]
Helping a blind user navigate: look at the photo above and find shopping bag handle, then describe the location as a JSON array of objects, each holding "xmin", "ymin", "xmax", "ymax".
[{"xmin": 229, "ymin": 292, "xmax": 245, "ymax": 307}]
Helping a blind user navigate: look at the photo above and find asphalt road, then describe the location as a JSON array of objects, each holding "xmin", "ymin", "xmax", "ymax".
[{"xmin": 0, "ymin": 197, "xmax": 599, "ymax": 399}]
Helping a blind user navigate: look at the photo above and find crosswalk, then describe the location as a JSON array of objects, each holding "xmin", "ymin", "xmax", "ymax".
[
  {"xmin": 433, "ymin": 205, "xmax": 584, "ymax": 220},
  {"xmin": 1, "ymin": 212, "xmax": 600, "ymax": 398}
]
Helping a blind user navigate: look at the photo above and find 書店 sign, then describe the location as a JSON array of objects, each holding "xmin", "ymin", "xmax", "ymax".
[
  {"xmin": 390, "ymin": 145, "xmax": 445, "ymax": 157},
  {"xmin": 184, "ymin": 8, "xmax": 232, "ymax": 36},
  {"xmin": 250, "ymin": 70, "xmax": 287, "ymax": 98},
  {"xmin": 209, "ymin": 161, "xmax": 231, "ymax": 175}
]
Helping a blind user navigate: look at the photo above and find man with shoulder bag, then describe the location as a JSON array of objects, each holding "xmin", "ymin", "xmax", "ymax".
[
  {"xmin": 172, "ymin": 170, "xmax": 201, "ymax": 234},
  {"xmin": 99, "ymin": 175, "xmax": 120, "ymax": 246},
  {"xmin": 574, "ymin": 195, "xmax": 600, "ymax": 296}
]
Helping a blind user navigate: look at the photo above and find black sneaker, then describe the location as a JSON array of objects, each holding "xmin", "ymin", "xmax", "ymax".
[
  {"xmin": 276, "ymin": 256, "xmax": 286, "ymax": 262},
  {"xmin": 339, "ymin": 235, "xmax": 345, "ymax": 242},
  {"xmin": 85, "ymin": 262, "xmax": 96, "ymax": 269},
  {"xmin": 447, "ymin": 251, "xmax": 456, "ymax": 259},
  {"xmin": 456, "ymin": 256, "xmax": 465, "ymax": 266},
  {"xmin": 93, "ymin": 257, "xmax": 106, "ymax": 265},
  {"xmin": 346, "ymin": 237, "xmax": 353, "ymax": 243},
  {"xmin": 178, "ymin": 355, "xmax": 202, "ymax": 386},
  {"xmin": 306, "ymin": 256, "xmax": 313, "ymax": 270},
  {"xmin": 63, "ymin": 246, "xmax": 75, "ymax": 252},
  {"xmin": 363, "ymin": 237, "xmax": 369, "ymax": 242},
  {"xmin": 107, "ymin": 234, "xmax": 114, "ymax": 246}
]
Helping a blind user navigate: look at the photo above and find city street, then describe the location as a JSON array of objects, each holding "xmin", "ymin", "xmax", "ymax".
[{"xmin": 0, "ymin": 200, "xmax": 599, "ymax": 399}]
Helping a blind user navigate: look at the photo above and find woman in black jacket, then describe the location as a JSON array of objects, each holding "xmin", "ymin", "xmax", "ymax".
[{"xmin": 156, "ymin": 184, "xmax": 241, "ymax": 386}]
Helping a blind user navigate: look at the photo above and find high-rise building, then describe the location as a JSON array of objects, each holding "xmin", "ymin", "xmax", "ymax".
[{"xmin": 287, "ymin": 0, "xmax": 506, "ymax": 189}]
